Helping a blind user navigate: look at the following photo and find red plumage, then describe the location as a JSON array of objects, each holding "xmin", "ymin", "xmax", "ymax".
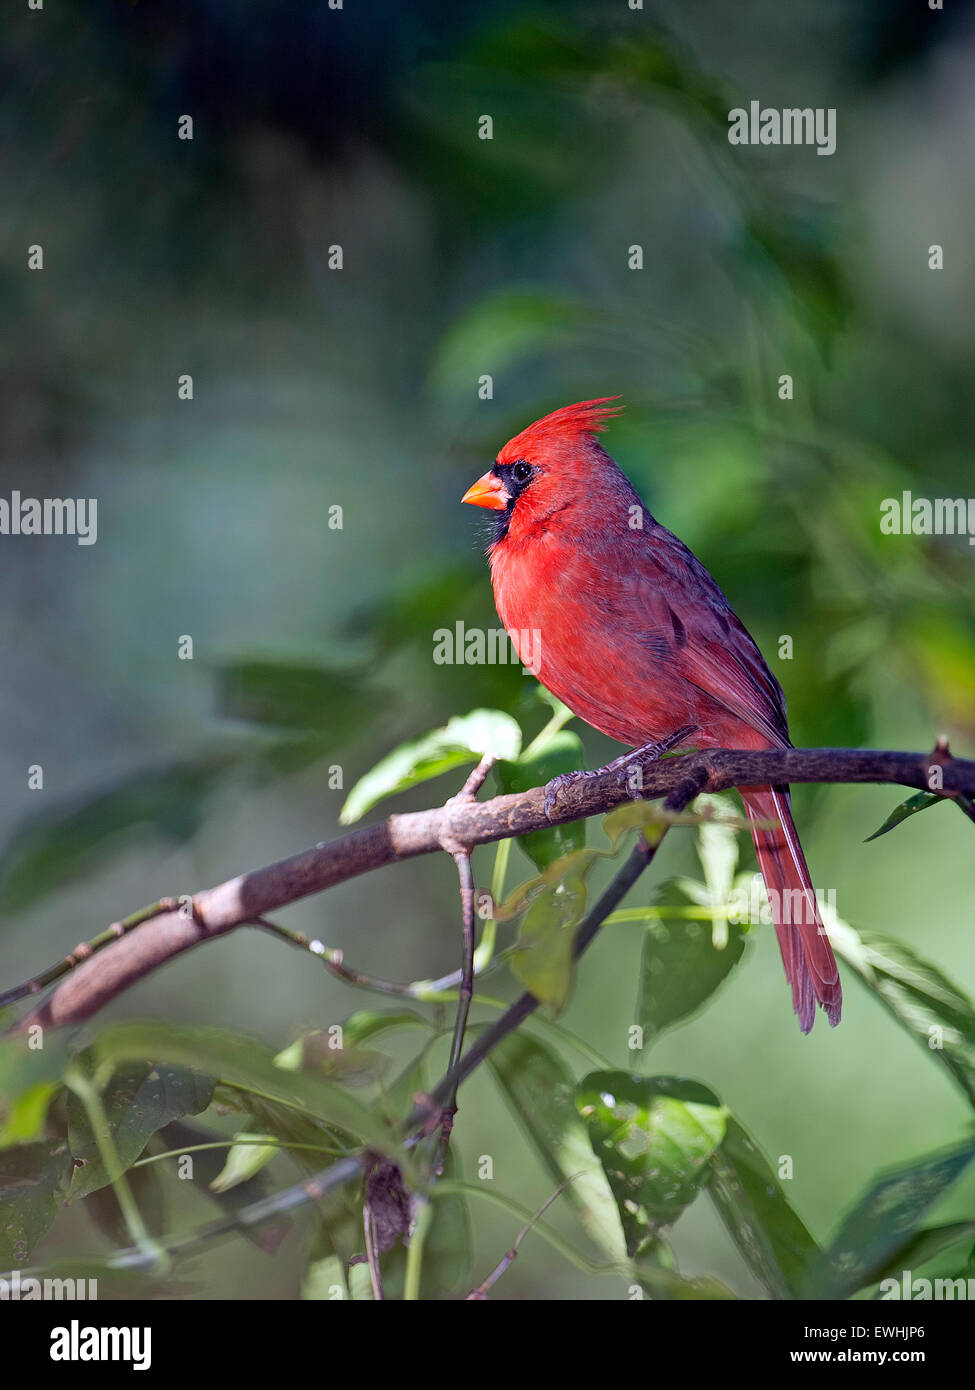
[{"xmin": 463, "ymin": 397, "xmax": 841, "ymax": 1033}]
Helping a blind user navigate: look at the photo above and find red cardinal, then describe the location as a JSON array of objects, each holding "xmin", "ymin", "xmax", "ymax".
[{"xmin": 462, "ymin": 397, "xmax": 841, "ymax": 1033}]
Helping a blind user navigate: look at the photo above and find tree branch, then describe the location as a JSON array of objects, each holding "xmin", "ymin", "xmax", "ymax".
[
  {"xmin": 24, "ymin": 776, "xmax": 693, "ymax": 1276},
  {"xmin": 5, "ymin": 744, "xmax": 972, "ymax": 1035}
]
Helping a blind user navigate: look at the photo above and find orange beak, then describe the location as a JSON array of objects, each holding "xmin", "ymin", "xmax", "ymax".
[{"xmin": 461, "ymin": 470, "xmax": 509, "ymax": 511}]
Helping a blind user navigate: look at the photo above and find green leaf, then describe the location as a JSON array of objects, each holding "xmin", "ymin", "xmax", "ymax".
[
  {"xmin": 863, "ymin": 1221, "xmax": 975, "ymax": 1293},
  {"xmin": 348, "ymin": 1259, "xmax": 375, "ymax": 1301},
  {"xmin": 0, "ymin": 1036, "xmax": 71, "ymax": 1151},
  {"xmin": 708, "ymin": 1119, "xmax": 819, "ymax": 1298},
  {"xmin": 635, "ymin": 881, "xmax": 747, "ymax": 1045},
  {"xmin": 496, "ymin": 730, "xmax": 586, "ymax": 871},
  {"xmin": 207, "ymin": 1090, "xmax": 345, "ymax": 1169},
  {"xmin": 803, "ymin": 1139, "xmax": 975, "ymax": 1298},
  {"xmin": 487, "ymin": 1032, "xmax": 580, "ymax": 1187},
  {"xmin": 67, "ymin": 1061, "xmax": 215, "ymax": 1199},
  {"xmin": 340, "ymin": 1010, "xmax": 435, "ymax": 1047},
  {"xmin": 383, "ymin": 1038, "xmax": 437, "ymax": 1116},
  {"xmin": 0, "ymin": 1081, "xmax": 60, "ymax": 1148},
  {"xmin": 696, "ymin": 800, "xmax": 740, "ymax": 901},
  {"xmin": 90, "ymin": 1022, "xmax": 397, "ymax": 1158},
  {"xmin": 631, "ymin": 1258, "xmax": 739, "ymax": 1300},
  {"xmin": 603, "ymin": 800, "xmax": 670, "ymax": 849},
  {"xmin": 509, "ymin": 849, "xmax": 601, "ymax": 1012},
  {"xmin": 865, "ymin": 791, "xmax": 943, "ymax": 842},
  {"xmin": 0, "ymin": 1034, "xmax": 71, "ymax": 1102},
  {"xmin": 274, "ymin": 1032, "xmax": 389, "ymax": 1088},
  {"xmin": 303, "ymin": 1252, "xmax": 348, "ymax": 1301},
  {"xmin": 418, "ymin": 1184, "xmax": 481, "ymax": 1299},
  {"xmin": 0, "ymin": 1140, "xmax": 72, "ymax": 1266},
  {"xmin": 528, "ymin": 688, "xmax": 576, "ymax": 741},
  {"xmin": 209, "ymin": 1134, "xmax": 279, "ymax": 1193},
  {"xmin": 575, "ymin": 1072, "xmax": 727, "ymax": 1256},
  {"xmin": 339, "ymin": 709, "xmax": 521, "ymax": 825},
  {"xmin": 827, "ymin": 912, "xmax": 975, "ymax": 1105},
  {"xmin": 693, "ymin": 794, "xmax": 741, "ymax": 948},
  {"xmin": 512, "ymin": 892, "xmax": 580, "ymax": 1013},
  {"xmin": 488, "ymin": 1033, "xmax": 625, "ymax": 1260}
]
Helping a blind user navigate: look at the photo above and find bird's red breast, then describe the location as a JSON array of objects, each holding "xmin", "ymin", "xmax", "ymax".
[{"xmin": 467, "ymin": 397, "xmax": 787, "ymax": 754}]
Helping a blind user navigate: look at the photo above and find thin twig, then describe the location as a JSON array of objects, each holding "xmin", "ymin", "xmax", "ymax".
[
  {"xmin": 466, "ymin": 1175, "xmax": 583, "ymax": 1299},
  {"xmin": 450, "ymin": 754, "xmax": 497, "ymax": 804},
  {"xmin": 434, "ymin": 850, "xmax": 476, "ymax": 1176},
  {"xmin": 362, "ymin": 1199, "xmax": 385, "ymax": 1301},
  {"xmin": 251, "ymin": 917, "xmax": 417, "ymax": 997},
  {"xmin": 0, "ymin": 898, "xmax": 179, "ymax": 1009},
  {"xmin": 432, "ymin": 753, "xmax": 495, "ymax": 1174}
]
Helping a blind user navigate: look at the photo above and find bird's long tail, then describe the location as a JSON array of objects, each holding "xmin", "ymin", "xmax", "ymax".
[{"xmin": 740, "ymin": 784, "xmax": 842, "ymax": 1033}]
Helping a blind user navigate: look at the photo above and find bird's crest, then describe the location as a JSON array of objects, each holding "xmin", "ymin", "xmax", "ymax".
[{"xmin": 497, "ymin": 397, "xmax": 623, "ymax": 463}]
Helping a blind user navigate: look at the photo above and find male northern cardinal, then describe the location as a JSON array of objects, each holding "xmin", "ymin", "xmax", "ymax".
[{"xmin": 462, "ymin": 397, "xmax": 841, "ymax": 1033}]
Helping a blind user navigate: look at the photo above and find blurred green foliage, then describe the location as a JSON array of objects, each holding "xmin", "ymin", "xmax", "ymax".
[{"xmin": 2, "ymin": 1, "xmax": 975, "ymax": 1297}]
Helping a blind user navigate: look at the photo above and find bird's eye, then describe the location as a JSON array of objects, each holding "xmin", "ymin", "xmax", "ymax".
[{"xmin": 512, "ymin": 460, "xmax": 532, "ymax": 484}]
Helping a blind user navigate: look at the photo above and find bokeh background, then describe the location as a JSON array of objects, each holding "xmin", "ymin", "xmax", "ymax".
[{"xmin": 2, "ymin": 0, "xmax": 975, "ymax": 1298}]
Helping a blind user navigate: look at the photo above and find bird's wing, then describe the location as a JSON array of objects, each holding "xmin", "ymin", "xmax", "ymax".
[{"xmin": 614, "ymin": 523, "xmax": 791, "ymax": 749}]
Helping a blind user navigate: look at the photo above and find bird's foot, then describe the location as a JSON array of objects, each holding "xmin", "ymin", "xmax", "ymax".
[
  {"xmin": 613, "ymin": 725, "xmax": 699, "ymax": 799},
  {"xmin": 543, "ymin": 724, "xmax": 698, "ymax": 821},
  {"xmin": 543, "ymin": 767, "xmax": 602, "ymax": 821}
]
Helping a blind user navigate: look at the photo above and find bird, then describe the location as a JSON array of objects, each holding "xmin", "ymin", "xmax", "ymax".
[{"xmin": 461, "ymin": 396, "xmax": 841, "ymax": 1033}]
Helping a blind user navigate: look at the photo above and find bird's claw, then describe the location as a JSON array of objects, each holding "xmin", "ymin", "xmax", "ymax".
[
  {"xmin": 543, "ymin": 772, "xmax": 573, "ymax": 821},
  {"xmin": 543, "ymin": 725, "xmax": 699, "ymax": 821},
  {"xmin": 543, "ymin": 769, "xmax": 603, "ymax": 821}
]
